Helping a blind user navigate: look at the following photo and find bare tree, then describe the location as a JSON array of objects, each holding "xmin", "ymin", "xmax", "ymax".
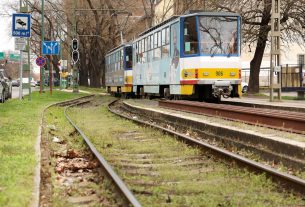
[{"xmin": 209, "ymin": 0, "xmax": 305, "ymax": 93}]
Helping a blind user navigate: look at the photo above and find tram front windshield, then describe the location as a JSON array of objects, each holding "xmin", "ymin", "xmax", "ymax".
[
  {"xmin": 183, "ymin": 16, "xmax": 239, "ymax": 56},
  {"xmin": 199, "ymin": 16, "xmax": 238, "ymax": 55}
]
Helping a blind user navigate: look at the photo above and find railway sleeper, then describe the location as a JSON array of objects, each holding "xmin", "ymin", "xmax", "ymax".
[{"xmin": 121, "ymin": 101, "xmax": 305, "ymax": 172}]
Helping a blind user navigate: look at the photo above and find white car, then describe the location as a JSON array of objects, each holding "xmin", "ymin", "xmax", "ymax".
[
  {"xmin": 241, "ymin": 82, "xmax": 248, "ymax": 93},
  {"xmin": 31, "ymin": 80, "xmax": 37, "ymax": 87}
]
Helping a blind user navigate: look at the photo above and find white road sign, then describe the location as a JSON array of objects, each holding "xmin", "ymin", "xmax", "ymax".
[{"xmin": 15, "ymin": 38, "xmax": 27, "ymax": 51}]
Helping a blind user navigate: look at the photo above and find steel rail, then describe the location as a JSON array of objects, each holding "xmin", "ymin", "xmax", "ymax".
[
  {"xmin": 159, "ymin": 100, "xmax": 305, "ymax": 134},
  {"xmin": 35, "ymin": 95, "xmax": 95, "ymax": 207},
  {"xmin": 108, "ymin": 100, "xmax": 305, "ymax": 195},
  {"xmin": 64, "ymin": 100, "xmax": 141, "ymax": 207}
]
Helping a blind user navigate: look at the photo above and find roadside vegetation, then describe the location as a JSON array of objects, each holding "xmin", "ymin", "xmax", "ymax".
[
  {"xmin": 0, "ymin": 91, "xmax": 84, "ymax": 206},
  {"xmin": 68, "ymin": 96, "xmax": 305, "ymax": 206},
  {"xmin": 40, "ymin": 106, "xmax": 118, "ymax": 206}
]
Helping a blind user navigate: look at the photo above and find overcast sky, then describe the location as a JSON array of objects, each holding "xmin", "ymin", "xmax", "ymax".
[{"xmin": 0, "ymin": 1, "xmax": 17, "ymax": 52}]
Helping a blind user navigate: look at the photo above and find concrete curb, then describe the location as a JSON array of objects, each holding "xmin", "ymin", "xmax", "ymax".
[
  {"xmin": 29, "ymin": 95, "xmax": 94, "ymax": 207},
  {"xmin": 29, "ymin": 118, "xmax": 42, "ymax": 207}
]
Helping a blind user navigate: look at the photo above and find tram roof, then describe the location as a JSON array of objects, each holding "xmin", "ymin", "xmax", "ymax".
[
  {"xmin": 138, "ymin": 11, "xmax": 240, "ymax": 37},
  {"xmin": 106, "ymin": 43, "xmax": 132, "ymax": 56}
]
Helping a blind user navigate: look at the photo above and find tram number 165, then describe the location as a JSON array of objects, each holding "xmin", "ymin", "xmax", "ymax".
[{"xmin": 216, "ymin": 71, "xmax": 223, "ymax": 76}]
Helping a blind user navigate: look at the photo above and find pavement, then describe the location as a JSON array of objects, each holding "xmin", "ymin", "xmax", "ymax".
[{"xmin": 223, "ymin": 92, "xmax": 305, "ymax": 109}]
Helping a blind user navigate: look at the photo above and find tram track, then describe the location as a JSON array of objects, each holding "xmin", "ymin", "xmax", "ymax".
[
  {"xmin": 39, "ymin": 95, "xmax": 304, "ymax": 206},
  {"xmin": 39, "ymin": 95, "xmax": 140, "ymax": 207},
  {"xmin": 64, "ymin": 98, "xmax": 141, "ymax": 207},
  {"xmin": 159, "ymin": 100, "xmax": 305, "ymax": 134},
  {"xmin": 64, "ymin": 95, "xmax": 304, "ymax": 206},
  {"xmin": 109, "ymin": 99, "xmax": 305, "ymax": 195}
]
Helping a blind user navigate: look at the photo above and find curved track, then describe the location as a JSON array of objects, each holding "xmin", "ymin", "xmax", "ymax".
[
  {"xmin": 109, "ymin": 100, "xmax": 305, "ymax": 195},
  {"xmin": 63, "ymin": 97, "xmax": 141, "ymax": 207}
]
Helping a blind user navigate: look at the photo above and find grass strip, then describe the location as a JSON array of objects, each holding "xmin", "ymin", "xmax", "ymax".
[
  {"xmin": 69, "ymin": 96, "xmax": 305, "ymax": 206},
  {"xmin": 0, "ymin": 91, "xmax": 84, "ymax": 207}
]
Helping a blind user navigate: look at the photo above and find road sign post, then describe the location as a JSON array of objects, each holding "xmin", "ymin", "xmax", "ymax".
[
  {"xmin": 13, "ymin": 1, "xmax": 31, "ymax": 100},
  {"xmin": 36, "ymin": 56, "xmax": 46, "ymax": 94}
]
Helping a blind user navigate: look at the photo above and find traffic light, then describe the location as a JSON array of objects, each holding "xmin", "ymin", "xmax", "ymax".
[
  {"xmin": 72, "ymin": 51, "xmax": 79, "ymax": 64},
  {"xmin": 71, "ymin": 38, "xmax": 79, "ymax": 64},
  {"xmin": 72, "ymin": 38, "xmax": 78, "ymax": 51}
]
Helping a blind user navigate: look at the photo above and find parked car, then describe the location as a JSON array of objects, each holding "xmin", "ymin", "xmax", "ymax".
[
  {"xmin": 0, "ymin": 69, "xmax": 12, "ymax": 103},
  {"xmin": 241, "ymin": 82, "xmax": 248, "ymax": 93},
  {"xmin": 31, "ymin": 80, "xmax": 37, "ymax": 87},
  {"xmin": 12, "ymin": 79, "xmax": 20, "ymax": 87}
]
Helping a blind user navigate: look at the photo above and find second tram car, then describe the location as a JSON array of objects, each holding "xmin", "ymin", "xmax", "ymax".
[
  {"xmin": 132, "ymin": 11, "xmax": 242, "ymax": 101},
  {"xmin": 105, "ymin": 44, "xmax": 133, "ymax": 95},
  {"xmin": 105, "ymin": 11, "xmax": 242, "ymax": 101}
]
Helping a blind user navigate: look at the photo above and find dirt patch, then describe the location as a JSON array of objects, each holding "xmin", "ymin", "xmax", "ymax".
[{"xmin": 39, "ymin": 106, "xmax": 119, "ymax": 207}]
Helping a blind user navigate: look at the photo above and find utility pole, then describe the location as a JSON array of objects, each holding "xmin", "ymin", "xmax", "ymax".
[
  {"xmin": 72, "ymin": 0, "xmax": 79, "ymax": 93},
  {"xmin": 40, "ymin": 0, "xmax": 45, "ymax": 93},
  {"xmin": 19, "ymin": 0, "xmax": 30, "ymax": 100},
  {"xmin": 27, "ymin": 36, "xmax": 31, "ymax": 100},
  {"xmin": 270, "ymin": 0, "xmax": 281, "ymax": 101},
  {"xmin": 19, "ymin": 0, "xmax": 23, "ymax": 100}
]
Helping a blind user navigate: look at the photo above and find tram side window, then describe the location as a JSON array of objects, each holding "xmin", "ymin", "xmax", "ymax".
[
  {"xmin": 133, "ymin": 43, "xmax": 136, "ymax": 66},
  {"xmin": 162, "ymin": 27, "xmax": 170, "ymax": 58},
  {"xmin": 142, "ymin": 39, "xmax": 146, "ymax": 63},
  {"xmin": 115, "ymin": 52, "xmax": 118, "ymax": 71},
  {"xmin": 139, "ymin": 40, "xmax": 143, "ymax": 63},
  {"xmin": 120, "ymin": 49, "xmax": 124, "ymax": 70},
  {"xmin": 154, "ymin": 32, "xmax": 161, "ymax": 60},
  {"xmin": 117, "ymin": 52, "xmax": 120, "ymax": 71},
  {"xmin": 110, "ymin": 55, "xmax": 112, "ymax": 72},
  {"xmin": 126, "ymin": 46, "xmax": 132, "ymax": 69},
  {"xmin": 107, "ymin": 57, "xmax": 110, "ymax": 73},
  {"xmin": 149, "ymin": 34, "xmax": 154, "ymax": 61},
  {"xmin": 147, "ymin": 36, "xmax": 151, "ymax": 62},
  {"xmin": 183, "ymin": 16, "xmax": 199, "ymax": 55},
  {"xmin": 110, "ymin": 55, "xmax": 113, "ymax": 72},
  {"xmin": 136, "ymin": 42, "xmax": 140, "ymax": 63},
  {"xmin": 112, "ymin": 54, "xmax": 115, "ymax": 72}
]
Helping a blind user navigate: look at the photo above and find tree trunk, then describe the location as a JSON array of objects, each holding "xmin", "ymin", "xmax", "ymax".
[
  {"xmin": 248, "ymin": 33, "xmax": 268, "ymax": 93},
  {"xmin": 79, "ymin": 49, "xmax": 88, "ymax": 86},
  {"xmin": 90, "ymin": 68, "xmax": 101, "ymax": 88},
  {"xmin": 248, "ymin": 0, "xmax": 271, "ymax": 93},
  {"xmin": 79, "ymin": 66, "xmax": 88, "ymax": 86}
]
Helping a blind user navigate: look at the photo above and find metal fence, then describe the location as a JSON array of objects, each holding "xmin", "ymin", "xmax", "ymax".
[{"xmin": 242, "ymin": 64, "xmax": 305, "ymax": 91}]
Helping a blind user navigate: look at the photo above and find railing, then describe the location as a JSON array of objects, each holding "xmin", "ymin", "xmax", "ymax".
[{"xmin": 242, "ymin": 64, "xmax": 304, "ymax": 91}]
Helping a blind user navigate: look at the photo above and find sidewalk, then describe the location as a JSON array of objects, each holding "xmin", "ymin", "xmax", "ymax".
[{"xmin": 223, "ymin": 92, "xmax": 305, "ymax": 109}]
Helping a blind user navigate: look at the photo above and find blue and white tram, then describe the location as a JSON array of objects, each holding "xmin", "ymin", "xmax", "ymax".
[
  {"xmin": 132, "ymin": 11, "xmax": 242, "ymax": 101},
  {"xmin": 105, "ymin": 44, "xmax": 133, "ymax": 94}
]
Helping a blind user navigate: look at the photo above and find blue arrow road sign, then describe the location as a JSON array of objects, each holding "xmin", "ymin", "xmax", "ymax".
[
  {"xmin": 12, "ymin": 13, "xmax": 31, "ymax": 38},
  {"xmin": 42, "ymin": 41, "xmax": 60, "ymax": 55}
]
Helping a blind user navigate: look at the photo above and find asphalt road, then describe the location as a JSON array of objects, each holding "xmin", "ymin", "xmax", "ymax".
[{"xmin": 12, "ymin": 86, "xmax": 38, "ymax": 99}]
